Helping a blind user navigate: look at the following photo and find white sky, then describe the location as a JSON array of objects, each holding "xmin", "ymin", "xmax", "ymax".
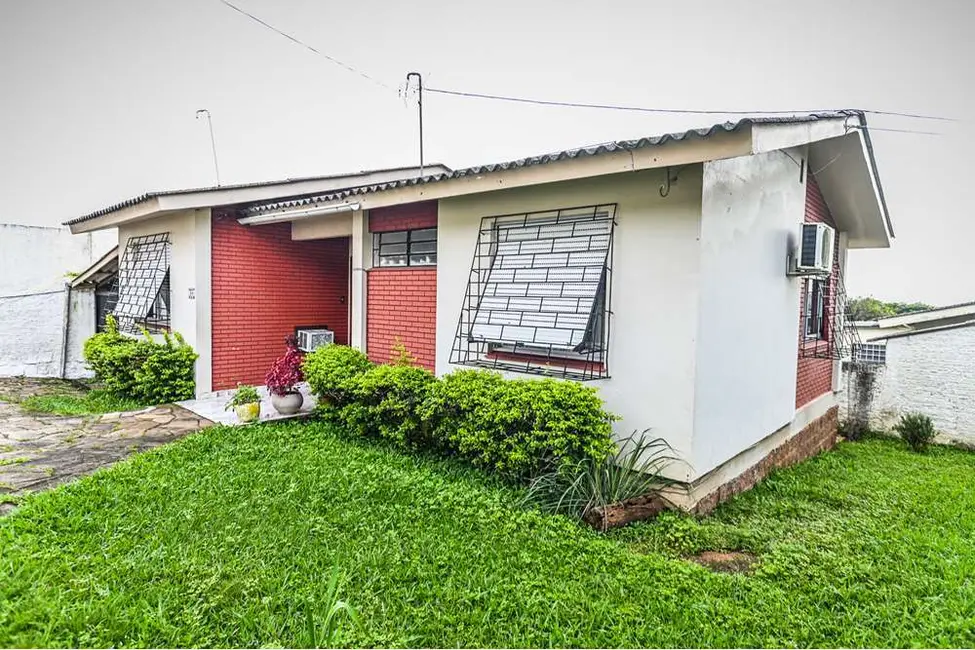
[{"xmin": 1, "ymin": 0, "xmax": 972, "ymax": 304}]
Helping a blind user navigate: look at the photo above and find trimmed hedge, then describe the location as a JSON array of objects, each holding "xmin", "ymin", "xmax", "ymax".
[
  {"xmin": 305, "ymin": 346, "xmax": 617, "ymax": 481},
  {"xmin": 302, "ymin": 345, "xmax": 373, "ymax": 406},
  {"xmin": 83, "ymin": 316, "xmax": 197, "ymax": 403}
]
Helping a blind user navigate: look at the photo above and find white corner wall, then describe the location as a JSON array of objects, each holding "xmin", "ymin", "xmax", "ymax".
[
  {"xmin": 117, "ymin": 208, "xmax": 212, "ymax": 395},
  {"xmin": 691, "ymin": 150, "xmax": 807, "ymax": 477},
  {"xmin": 436, "ymin": 169, "xmax": 704, "ymax": 469}
]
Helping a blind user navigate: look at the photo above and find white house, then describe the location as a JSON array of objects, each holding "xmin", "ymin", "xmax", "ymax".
[
  {"xmin": 846, "ymin": 303, "xmax": 975, "ymax": 445},
  {"xmin": 64, "ymin": 111, "xmax": 894, "ymax": 511}
]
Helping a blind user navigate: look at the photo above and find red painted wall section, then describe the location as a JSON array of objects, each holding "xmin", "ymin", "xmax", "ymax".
[
  {"xmin": 368, "ymin": 201, "xmax": 438, "ymax": 232},
  {"xmin": 365, "ymin": 202, "xmax": 438, "ymax": 370},
  {"xmin": 795, "ymin": 177, "xmax": 839, "ymax": 409},
  {"xmin": 211, "ymin": 212, "xmax": 349, "ymax": 390}
]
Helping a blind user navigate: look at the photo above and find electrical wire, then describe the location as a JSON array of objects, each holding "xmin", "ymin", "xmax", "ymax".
[
  {"xmin": 216, "ymin": 0, "xmax": 394, "ymax": 91},
  {"xmin": 426, "ymin": 87, "xmax": 955, "ymax": 122},
  {"xmin": 212, "ymin": 2, "xmax": 953, "ymax": 125},
  {"xmin": 0, "ymin": 289, "xmax": 65, "ymax": 301}
]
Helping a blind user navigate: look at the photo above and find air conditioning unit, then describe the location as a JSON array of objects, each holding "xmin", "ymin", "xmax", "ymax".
[
  {"xmin": 794, "ymin": 223, "xmax": 835, "ymax": 275},
  {"xmin": 296, "ymin": 328, "xmax": 334, "ymax": 352}
]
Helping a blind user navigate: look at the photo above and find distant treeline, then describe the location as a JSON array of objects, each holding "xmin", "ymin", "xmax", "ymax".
[{"xmin": 846, "ymin": 297, "xmax": 934, "ymax": 321}]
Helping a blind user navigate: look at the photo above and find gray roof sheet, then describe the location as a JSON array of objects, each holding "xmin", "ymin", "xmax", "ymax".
[
  {"xmin": 64, "ymin": 164, "xmax": 450, "ymax": 226},
  {"xmin": 246, "ymin": 111, "xmax": 863, "ymax": 215}
]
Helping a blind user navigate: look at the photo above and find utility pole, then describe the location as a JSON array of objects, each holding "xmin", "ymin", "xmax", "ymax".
[
  {"xmin": 195, "ymin": 109, "xmax": 221, "ymax": 186},
  {"xmin": 406, "ymin": 72, "xmax": 423, "ymax": 176}
]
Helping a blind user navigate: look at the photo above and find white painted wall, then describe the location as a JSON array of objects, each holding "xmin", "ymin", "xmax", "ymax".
[
  {"xmin": 0, "ymin": 224, "xmax": 113, "ymax": 377},
  {"xmin": 65, "ymin": 288, "xmax": 96, "ymax": 379},
  {"xmin": 840, "ymin": 325, "xmax": 975, "ymax": 444},
  {"xmin": 117, "ymin": 208, "xmax": 212, "ymax": 395},
  {"xmin": 437, "ymin": 169, "xmax": 704, "ymax": 470},
  {"xmin": 691, "ymin": 150, "xmax": 808, "ymax": 476}
]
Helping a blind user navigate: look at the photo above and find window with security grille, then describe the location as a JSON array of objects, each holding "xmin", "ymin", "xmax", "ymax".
[
  {"xmin": 114, "ymin": 233, "xmax": 172, "ymax": 334},
  {"xmin": 804, "ymin": 278, "xmax": 827, "ymax": 340},
  {"xmin": 373, "ymin": 227, "xmax": 437, "ymax": 267},
  {"xmin": 853, "ymin": 342, "xmax": 886, "ymax": 365},
  {"xmin": 450, "ymin": 204, "xmax": 616, "ymax": 380}
]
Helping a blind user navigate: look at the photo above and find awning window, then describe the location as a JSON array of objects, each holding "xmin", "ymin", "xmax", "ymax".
[
  {"xmin": 452, "ymin": 204, "xmax": 616, "ymax": 380},
  {"xmin": 114, "ymin": 233, "xmax": 171, "ymax": 333}
]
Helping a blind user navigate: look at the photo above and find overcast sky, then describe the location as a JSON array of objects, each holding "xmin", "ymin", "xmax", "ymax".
[{"xmin": 1, "ymin": 0, "xmax": 972, "ymax": 304}]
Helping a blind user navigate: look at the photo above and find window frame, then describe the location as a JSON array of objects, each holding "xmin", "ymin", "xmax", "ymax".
[
  {"xmin": 450, "ymin": 203, "xmax": 616, "ymax": 381},
  {"xmin": 804, "ymin": 278, "xmax": 827, "ymax": 340},
  {"xmin": 372, "ymin": 227, "xmax": 437, "ymax": 268},
  {"xmin": 114, "ymin": 232, "xmax": 172, "ymax": 334}
]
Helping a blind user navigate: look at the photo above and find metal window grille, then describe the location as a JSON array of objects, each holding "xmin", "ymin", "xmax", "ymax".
[
  {"xmin": 114, "ymin": 233, "xmax": 171, "ymax": 334},
  {"xmin": 799, "ymin": 262, "xmax": 861, "ymax": 360},
  {"xmin": 852, "ymin": 342, "xmax": 886, "ymax": 365},
  {"xmin": 373, "ymin": 227, "xmax": 437, "ymax": 267},
  {"xmin": 450, "ymin": 204, "xmax": 616, "ymax": 381}
]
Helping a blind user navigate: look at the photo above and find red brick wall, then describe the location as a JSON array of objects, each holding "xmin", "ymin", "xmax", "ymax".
[
  {"xmin": 368, "ymin": 201, "xmax": 438, "ymax": 232},
  {"xmin": 365, "ymin": 202, "xmax": 438, "ymax": 370},
  {"xmin": 211, "ymin": 213, "xmax": 349, "ymax": 390},
  {"xmin": 795, "ymin": 177, "xmax": 839, "ymax": 408},
  {"xmin": 694, "ymin": 406, "xmax": 839, "ymax": 515}
]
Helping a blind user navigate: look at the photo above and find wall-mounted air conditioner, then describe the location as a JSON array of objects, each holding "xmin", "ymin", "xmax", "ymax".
[
  {"xmin": 791, "ymin": 223, "xmax": 835, "ymax": 276},
  {"xmin": 296, "ymin": 328, "xmax": 334, "ymax": 352}
]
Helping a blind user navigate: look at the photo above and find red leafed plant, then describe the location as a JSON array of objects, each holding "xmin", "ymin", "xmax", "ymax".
[{"xmin": 265, "ymin": 336, "xmax": 304, "ymax": 396}]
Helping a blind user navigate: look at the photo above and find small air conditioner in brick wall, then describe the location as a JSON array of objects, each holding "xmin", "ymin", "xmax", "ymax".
[
  {"xmin": 296, "ymin": 328, "xmax": 334, "ymax": 353},
  {"xmin": 791, "ymin": 223, "xmax": 835, "ymax": 276}
]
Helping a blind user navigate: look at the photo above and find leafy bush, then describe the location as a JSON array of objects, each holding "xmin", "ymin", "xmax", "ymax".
[
  {"xmin": 82, "ymin": 316, "xmax": 197, "ymax": 403},
  {"xmin": 341, "ymin": 364, "xmax": 437, "ymax": 449},
  {"xmin": 524, "ymin": 433, "xmax": 682, "ymax": 526},
  {"xmin": 423, "ymin": 369, "xmax": 617, "ymax": 479},
  {"xmin": 893, "ymin": 412, "xmax": 937, "ymax": 452},
  {"xmin": 303, "ymin": 345, "xmax": 373, "ymax": 406},
  {"xmin": 266, "ymin": 336, "xmax": 304, "ymax": 396},
  {"xmin": 133, "ymin": 331, "xmax": 197, "ymax": 403}
]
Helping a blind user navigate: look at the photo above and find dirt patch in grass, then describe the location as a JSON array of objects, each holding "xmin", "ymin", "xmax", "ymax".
[{"xmin": 687, "ymin": 550, "xmax": 758, "ymax": 574}]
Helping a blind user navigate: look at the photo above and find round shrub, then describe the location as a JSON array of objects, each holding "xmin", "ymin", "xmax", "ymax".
[
  {"xmin": 424, "ymin": 369, "xmax": 617, "ymax": 480},
  {"xmin": 893, "ymin": 412, "xmax": 937, "ymax": 452},
  {"xmin": 302, "ymin": 345, "xmax": 373, "ymax": 406},
  {"xmin": 83, "ymin": 316, "xmax": 197, "ymax": 403},
  {"xmin": 341, "ymin": 364, "xmax": 437, "ymax": 449}
]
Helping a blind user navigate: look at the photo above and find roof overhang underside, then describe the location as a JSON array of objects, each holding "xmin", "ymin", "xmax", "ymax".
[{"xmin": 808, "ymin": 131, "xmax": 892, "ymax": 249}]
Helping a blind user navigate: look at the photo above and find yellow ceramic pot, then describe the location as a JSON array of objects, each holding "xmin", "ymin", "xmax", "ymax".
[{"xmin": 234, "ymin": 402, "xmax": 260, "ymax": 423}]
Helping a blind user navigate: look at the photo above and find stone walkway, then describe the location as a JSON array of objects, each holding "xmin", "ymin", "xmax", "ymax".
[{"xmin": 0, "ymin": 378, "xmax": 212, "ymax": 515}]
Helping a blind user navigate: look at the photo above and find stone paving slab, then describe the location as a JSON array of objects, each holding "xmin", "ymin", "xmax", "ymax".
[{"xmin": 0, "ymin": 377, "xmax": 212, "ymax": 516}]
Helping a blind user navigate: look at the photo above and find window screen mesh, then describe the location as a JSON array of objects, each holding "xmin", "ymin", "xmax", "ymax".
[
  {"xmin": 114, "ymin": 233, "xmax": 171, "ymax": 333},
  {"xmin": 451, "ymin": 204, "xmax": 615, "ymax": 380}
]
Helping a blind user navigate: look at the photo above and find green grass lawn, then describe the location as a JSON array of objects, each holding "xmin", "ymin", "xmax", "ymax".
[
  {"xmin": 17, "ymin": 388, "xmax": 148, "ymax": 416},
  {"xmin": 1, "ymin": 421, "xmax": 973, "ymax": 648}
]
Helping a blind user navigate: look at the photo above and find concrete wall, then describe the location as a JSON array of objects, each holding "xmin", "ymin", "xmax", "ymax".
[
  {"xmin": 840, "ymin": 325, "xmax": 975, "ymax": 444},
  {"xmin": 0, "ymin": 224, "xmax": 113, "ymax": 377},
  {"xmin": 692, "ymin": 149, "xmax": 807, "ymax": 476},
  {"xmin": 117, "ymin": 209, "xmax": 211, "ymax": 394},
  {"xmin": 437, "ymin": 169, "xmax": 704, "ymax": 470}
]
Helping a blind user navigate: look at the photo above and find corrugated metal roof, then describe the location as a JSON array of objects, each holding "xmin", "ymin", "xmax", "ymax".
[
  {"xmin": 246, "ymin": 112, "xmax": 862, "ymax": 215},
  {"xmin": 64, "ymin": 164, "xmax": 450, "ymax": 226}
]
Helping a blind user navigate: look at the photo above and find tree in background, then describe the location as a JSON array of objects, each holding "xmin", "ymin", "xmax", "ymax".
[{"xmin": 846, "ymin": 297, "xmax": 934, "ymax": 321}]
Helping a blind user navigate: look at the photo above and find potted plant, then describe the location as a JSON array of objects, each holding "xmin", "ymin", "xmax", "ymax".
[
  {"xmin": 266, "ymin": 336, "xmax": 305, "ymax": 415},
  {"xmin": 226, "ymin": 384, "xmax": 261, "ymax": 423}
]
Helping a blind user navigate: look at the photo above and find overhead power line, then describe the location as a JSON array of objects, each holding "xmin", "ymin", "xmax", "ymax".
[
  {"xmin": 216, "ymin": 0, "xmax": 393, "ymax": 91},
  {"xmin": 425, "ymin": 87, "xmax": 955, "ymax": 122}
]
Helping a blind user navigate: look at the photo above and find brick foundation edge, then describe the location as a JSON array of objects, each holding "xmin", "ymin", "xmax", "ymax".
[{"xmin": 692, "ymin": 405, "xmax": 839, "ymax": 515}]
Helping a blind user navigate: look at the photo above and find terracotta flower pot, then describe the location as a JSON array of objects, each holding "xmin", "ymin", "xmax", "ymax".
[
  {"xmin": 234, "ymin": 402, "xmax": 261, "ymax": 423},
  {"xmin": 270, "ymin": 390, "xmax": 303, "ymax": 415}
]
